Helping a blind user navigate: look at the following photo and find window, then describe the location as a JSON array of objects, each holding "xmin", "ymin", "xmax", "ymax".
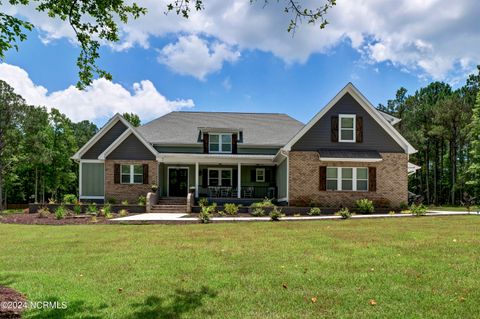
[
  {"xmin": 339, "ymin": 114, "xmax": 356, "ymax": 142},
  {"xmin": 256, "ymin": 168, "xmax": 265, "ymax": 182},
  {"xmin": 209, "ymin": 133, "xmax": 232, "ymax": 153},
  {"xmin": 121, "ymin": 164, "xmax": 143, "ymax": 184},
  {"xmin": 208, "ymin": 168, "xmax": 232, "ymax": 186},
  {"xmin": 326, "ymin": 167, "xmax": 368, "ymax": 191}
]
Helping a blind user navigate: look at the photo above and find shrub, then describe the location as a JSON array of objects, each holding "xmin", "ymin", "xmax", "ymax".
[
  {"xmin": 73, "ymin": 203, "xmax": 82, "ymax": 214},
  {"xmin": 63, "ymin": 194, "xmax": 77, "ymax": 204},
  {"xmin": 91, "ymin": 216, "xmax": 98, "ymax": 223},
  {"xmin": 224, "ymin": 203, "xmax": 239, "ymax": 215},
  {"xmin": 400, "ymin": 210, "xmax": 411, "ymax": 214},
  {"xmin": 410, "ymin": 203, "xmax": 427, "ymax": 216},
  {"xmin": 198, "ymin": 197, "xmax": 209, "ymax": 207},
  {"xmin": 293, "ymin": 213, "xmax": 301, "ymax": 217},
  {"xmin": 99, "ymin": 204, "xmax": 112, "ymax": 217},
  {"xmin": 105, "ymin": 211, "xmax": 113, "ymax": 219},
  {"xmin": 336, "ymin": 207, "xmax": 351, "ymax": 219},
  {"xmin": 48, "ymin": 198, "xmax": 56, "ymax": 204},
  {"xmin": 388, "ymin": 210, "xmax": 396, "ymax": 215},
  {"xmin": 269, "ymin": 207, "xmax": 283, "ymax": 221},
  {"xmin": 251, "ymin": 207, "xmax": 265, "ymax": 217},
  {"xmin": 107, "ymin": 197, "xmax": 117, "ymax": 204},
  {"xmin": 138, "ymin": 195, "xmax": 146, "ymax": 206},
  {"xmin": 87, "ymin": 203, "xmax": 98, "ymax": 215},
  {"xmin": 121, "ymin": 200, "xmax": 129, "ymax": 205},
  {"xmin": 308, "ymin": 207, "xmax": 321, "ymax": 216},
  {"xmin": 151, "ymin": 184, "xmax": 158, "ymax": 192},
  {"xmin": 38, "ymin": 207, "xmax": 51, "ymax": 218},
  {"xmin": 399, "ymin": 201, "xmax": 409, "ymax": 210},
  {"xmin": 199, "ymin": 205, "xmax": 214, "ymax": 223},
  {"xmin": 355, "ymin": 198, "xmax": 375, "ymax": 214},
  {"xmin": 251, "ymin": 198, "xmax": 274, "ymax": 208},
  {"xmin": 55, "ymin": 205, "xmax": 66, "ymax": 220},
  {"xmin": 119, "ymin": 209, "xmax": 129, "ymax": 217}
]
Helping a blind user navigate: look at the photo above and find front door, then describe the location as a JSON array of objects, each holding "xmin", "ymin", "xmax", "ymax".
[{"xmin": 168, "ymin": 168, "xmax": 188, "ymax": 197}]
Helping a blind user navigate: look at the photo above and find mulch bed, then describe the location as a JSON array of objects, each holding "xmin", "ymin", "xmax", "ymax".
[
  {"xmin": 0, "ymin": 213, "xmax": 122, "ymax": 225},
  {"xmin": 0, "ymin": 286, "xmax": 26, "ymax": 319}
]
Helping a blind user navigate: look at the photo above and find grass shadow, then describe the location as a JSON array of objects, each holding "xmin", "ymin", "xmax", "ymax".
[
  {"xmin": 127, "ymin": 286, "xmax": 217, "ymax": 319},
  {"xmin": 25, "ymin": 297, "xmax": 106, "ymax": 319}
]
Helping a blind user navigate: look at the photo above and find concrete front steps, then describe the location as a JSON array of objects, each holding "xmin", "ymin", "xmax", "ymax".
[{"xmin": 151, "ymin": 197, "xmax": 188, "ymax": 213}]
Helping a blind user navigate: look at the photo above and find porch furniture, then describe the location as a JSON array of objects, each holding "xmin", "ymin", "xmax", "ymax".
[
  {"xmin": 220, "ymin": 187, "xmax": 231, "ymax": 198},
  {"xmin": 209, "ymin": 187, "xmax": 220, "ymax": 198},
  {"xmin": 243, "ymin": 187, "xmax": 253, "ymax": 198}
]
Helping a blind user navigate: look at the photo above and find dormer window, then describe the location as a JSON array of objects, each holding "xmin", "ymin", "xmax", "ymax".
[
  {"xmin": 209, "ymin": 133, "xmax": 232, "ymax": 153},
  {"xmin": 339, "ymin": 114, "xmax": 356, "ymax": 142}
]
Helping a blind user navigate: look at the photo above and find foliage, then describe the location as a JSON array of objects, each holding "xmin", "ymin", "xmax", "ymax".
[
  {"xmin": 119, "ymin": 209, "xmax": 129, "ymax": 217},
  {"xmin": 269, "ymin": 207, "xmax": 283, "ymax": 221},
  {"xmin": 48, "ymin": 198, "xmax": 56, "ymax": 204},
  {"xmin": 63, "ymin": 194, "xmax": 77, "ymax": 204},
  {"xmin": 467, "ymin": 92, "xmax": 480, "ymax": 190},
  {"xmin": 389, "ymin": 211, "xmax": 396, "ymax": 215},
  {"xmin": 100, "ymin": 204, "xmax": 112, "ymax": 217},
  {"xmin": 251, "ymin": 207, "xmax": 265, "ymax": 217},
  {"xmin": 55, "ymin": 205, "xmax": 66, "ymax": 220},
  {"xmin": 223, "ymin": 203, "xmax": 239, "ymax": 215},
  {"xmin": 121, "ymin": 200, "xmax": 129, "ymax": 205},
  {"xmin": 336, "ymin": 207, "xmax": 351, "ymax": 219},
  {"xmin": 461, "ymin": 192, "xmax": 476, "ymax": 213},
  {"xmin": 410, "ymin": 204, "xmax": 427, "ymax": 216},
  {"xmin": 37, "ymin": 207, "xmax": 50, "ymax": 218},
  {"xmin": 107, "ymin": 198, "xmax": 117, "ymax": 204},
  {"xmin": 198, "ymin": 205, "xmax": 213, "ymax": 224},
  {"xmin": 251, "ymin": 198, "xmax": 275, "ymax": 208},
  {"xmin": 198, "ymin": 197, "xmax": 209, "ymax": 207},
  {"xmin": 122, "ymin": 113, "xmax": 141, "ymax": 127},
  {"xmin": 73, "ymin": 203, "xmax": 82, "ymax": 215},
  {"xmin": 90, "ymin": 216, "xmax": 98, "ymax": 223},
  {"xmin": 138, "ymin": 196, "xmax": 146, "ymax": 206},
  {"xmin": 399, "ymin": 202, "xmax": 409, "ymax": 210},
  {"xmin": 355, "ymin": 199, "xmax": 375, "ymax": 214},
  {"xmin": 151, "ymin": 184, "xmax": 158, "ymax": 192},
  {"xmin": 87, "ymin": 203, "xmax": 98, "ymax": 214},
  {"xmin": 308, "ymin": 207, "xmax": 321, "ymax": 216}
]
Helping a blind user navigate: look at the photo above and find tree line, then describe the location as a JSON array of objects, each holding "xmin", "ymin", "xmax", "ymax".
[
  {"xmin": 0, "ymin": 79, "xmax": 141, "ymax": 210},
  {"xmin": 1, "ymin": 68, "xmax": 480, "ymax": 209},
  {"xmin": 378, "ymin": 66, "xmax": 480, "ymax": 205}
]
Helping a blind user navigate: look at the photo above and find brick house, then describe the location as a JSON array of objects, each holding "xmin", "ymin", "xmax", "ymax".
[{"xmin": 71, "ymin": 83, "xmax": 417, "ymax": 208}]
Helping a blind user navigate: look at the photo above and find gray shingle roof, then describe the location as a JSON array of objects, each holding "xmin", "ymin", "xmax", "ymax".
[{"xmin": 137, "ymin": 111, "xmax": 304, "ymax": 146}]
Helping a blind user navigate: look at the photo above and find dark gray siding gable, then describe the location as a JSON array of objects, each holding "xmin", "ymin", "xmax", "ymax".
[
  {"xmin": 107, "ymin": 133, "xmax": 156, "ymax": 160},
  {"xmin": 292, "ymin": 93, "xmax": 404, "ymax": 152},
  {"xmin": 82, "ymin": 121, "xmax": 128, "ymax": 159}
]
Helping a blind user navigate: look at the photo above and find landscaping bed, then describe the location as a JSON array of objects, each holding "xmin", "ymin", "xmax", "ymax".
[
  {"xmin": 0, "ymin": 286, "xmax": 26, "ymax": 319},
  {"xmin": 0, "ymin": 213, "xmax": 124, "ymax": 225},
  {"xmin": 28, "ymin": 203, "xmax": 145, "ymax": 214}
]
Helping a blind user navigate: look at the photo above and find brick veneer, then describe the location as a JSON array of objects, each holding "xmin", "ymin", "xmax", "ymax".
[
  {"xmin": 288, "ymin": 151, "xmax": 408, "ymax": 208},
  {"xmin": 105, "ymin": 160, "xmax": 158, "ymax": 203}
]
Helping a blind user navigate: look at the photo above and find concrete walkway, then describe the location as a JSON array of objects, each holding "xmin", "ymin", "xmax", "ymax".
[{"xmin": 112, "ymin": 210, "xmax": 478, "ymax": 222}]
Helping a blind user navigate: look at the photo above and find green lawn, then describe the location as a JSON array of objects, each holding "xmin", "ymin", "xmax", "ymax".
[
  {"xmin": 1, "ymin": 217, "xmax": 479, "ymax": 318},
  {"xmin": 428, "ymin": 206, "xmax": 479, "ymax": 212}
]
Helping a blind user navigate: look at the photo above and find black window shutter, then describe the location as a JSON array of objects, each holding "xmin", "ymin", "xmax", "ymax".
[
  {"xmin": 232, "ymin": 133, "xmax": 238, "ymax": 154},
  {"xmin": 202, "ymin": 168, "xmax": 208, "ymax": 187},
  {"xmin": 265, "ymin": 169, "xmax": 271, "ymax": 183},
  {"xmin": 232, "ymin": 169, "xmax": 238, "ymax": 187},
  {"xmin": 356, "ymin": 116, "xmax": 363, "ymax": 143},
  {"xmin": 331, "ymin": 116, "xmax": 338, "ymax": 142},
  {"xmin": 114, "ymin": 164, "xmax": 120, "ymax": 184},
  {"xmin": 203, "ymin": 133, "xmax": 209, "ymax": 154},
  {"xmin": 319, "ymin": 166, "xmax": 326, "ymax": 191},
  {"xmin": 369, "ymin": 167, "xmax": 376, "ymax": 192},
  {"xmin": 143, "ymin": 164, "xmax": 149, "ymax": 184},
  {"xmin": 250, "ymin": 169, "xmax": 256, "ymax": 182}
]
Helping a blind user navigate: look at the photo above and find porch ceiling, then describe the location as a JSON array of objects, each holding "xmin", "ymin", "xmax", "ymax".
[{"xmin": 158, "ymin": 153, "xmax": 276, "ymax": 165}]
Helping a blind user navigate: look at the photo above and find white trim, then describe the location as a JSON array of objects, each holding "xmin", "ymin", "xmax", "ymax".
[
  {"xmin": 378, "ymin": 110, "xmax": 401, "ymax": 125},
  {"xmin": 319, "ymin": 157, "xmax": 383, "ymax": 162},
  {"xmin": 120, "ymin": 164, "xmax": 144, "ymax": 184},
  {"xmin": 158, "ymin": 153, "xmax": 275, "ymax": 165},
  {"xmin": 195, "ymin": 162, "xmax": 199, "ymax": 198},
  {"xmin": 278, "ymin": 197, "xmax": 288, "ymax": 202},
  {"xmin": 207, "ymin": 168, "xmax": 233, "ymax": 187},
  {"xmin": 255, "ymin": 168, "xmax": 265, "ymax": 182},
  {"xmin": 98, "ymin": 127, "xmax": 158, "ymax": 160},
  {"xmin": 80, "ymin": 159, "xmax": 104, "ymax": 163},
  {"xmin": 283, "ymin": 83, "xmax": 417, "ymax": 154},
  {"xmin": 79, "ymin": 196, "xmax": 105, "ymax": 200},
  {"xmin": 338, "ymin": 114, "xmax": 356, "ymax": 143},
  {"xmin": 167, "ymin": 166, "xmax": 190, "ymax": 197}
]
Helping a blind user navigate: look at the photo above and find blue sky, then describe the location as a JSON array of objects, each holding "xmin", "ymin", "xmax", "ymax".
[{"xmin": 1, "ymin": 0, "xmax": 478, "ymax": 126}]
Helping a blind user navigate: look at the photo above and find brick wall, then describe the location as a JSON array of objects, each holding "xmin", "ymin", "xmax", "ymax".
[
  {"xmin": 288, "ymin": 151, "xmax": 408, "ymax": 208},
  {"xmin": 105, "ymin": 160, "xmax": 158, "ymax": 203}
]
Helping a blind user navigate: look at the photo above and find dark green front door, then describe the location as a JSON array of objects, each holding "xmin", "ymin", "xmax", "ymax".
[{"xmin": 169, "ymin": 168, "xmax": 188, "ymax": 197}]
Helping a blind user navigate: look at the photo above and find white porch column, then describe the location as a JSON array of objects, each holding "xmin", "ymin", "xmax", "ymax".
[
  {"xmin": 237, "ymin": 162, "xmax": 241, "ymax": 198},
  {"xmin": 195, "ymin": 162, "xmax": 199, "ymax": 198}
]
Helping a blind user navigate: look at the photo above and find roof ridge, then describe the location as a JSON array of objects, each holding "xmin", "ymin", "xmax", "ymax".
[{"xmin": 172, "ymin": 111, "xmax": 288, "ymax": 115}]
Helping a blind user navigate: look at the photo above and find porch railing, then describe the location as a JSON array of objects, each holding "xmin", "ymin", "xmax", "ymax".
[{"xmin": 197, "ymin": 186, "xmax": 277, "ymax": 199}]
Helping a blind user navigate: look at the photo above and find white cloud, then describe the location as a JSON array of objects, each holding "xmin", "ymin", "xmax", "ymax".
[
  {"xmin": 3, "ymin": 0, "xmax": 480, "ymax": 81},
  {"xmin": 222, "ymin": 77, "xmax": 232, "ymax": 90},
  {"xmin": 0, "ymin": 63, "xmax": 194, "ymax": 123},
  {"xmin": 157, "ymin": 35, "xmax": 240, "ymax": 80}
]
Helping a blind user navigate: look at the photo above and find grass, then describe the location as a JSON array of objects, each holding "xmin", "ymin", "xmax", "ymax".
[
  {"xmin": 429, "ymin": 205, "xmax": 479, "ymax": 212},
  {"xmin": 0, "ymin": 217, "xmax": 479, "ymax": 318},
  {"xmin": 0, "ymin": 209, "xmax": 24, "ymax": 215}
]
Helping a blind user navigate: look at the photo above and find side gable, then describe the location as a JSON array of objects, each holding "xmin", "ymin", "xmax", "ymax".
[
  {"xmin": 291, "ymin": 93, "xmax": 404, "ymax": 152},
  {"xmin": 106, "ymin": 133, "xmax": 156, "ymax": 160},
  {"xmin": 283, "ymin": 83, "xmax": 416, "ymax": 154},
  {"xmin": 81, "ymin": 121, "xmax": 128, "ymax": 159}
]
